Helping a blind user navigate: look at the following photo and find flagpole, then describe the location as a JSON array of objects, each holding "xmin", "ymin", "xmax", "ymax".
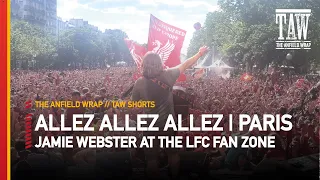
[{"xmin": 146, "ymin": 14, "xmax": 153, "ymax": 52}]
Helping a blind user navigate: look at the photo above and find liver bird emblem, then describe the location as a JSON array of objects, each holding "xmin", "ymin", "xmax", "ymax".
[
  {"xmin": 151, "ymin": 40, "xmax": 175, "ymax": 63},
  {"xmin": 130, "ymin": 46, "xmax": 142, "ymax": 68}
]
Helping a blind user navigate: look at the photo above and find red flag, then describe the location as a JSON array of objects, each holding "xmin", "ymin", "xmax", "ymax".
[
  {"xmin": 147, "ymin": 14, "xmax": 186, "ymax": 81},
  {"xmin": 192, "ymin": 68, "xmax": 205, "ymax": 79},
  {"xmin": 124, "ymin": 39, "xmax": 147, "ymax": 69}
]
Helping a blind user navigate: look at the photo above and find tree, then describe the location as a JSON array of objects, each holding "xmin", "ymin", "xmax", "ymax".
[
  {"xmin": 187, "ymin": 0, "xmax": 320, "ymax": 72},
  {"xmin": 57, "ymin": 27, "xmax": 132, "ymax": 69},
  {"xmin": 104, "ymin": 29, "xmax": 132, "ymax": 65},
  {"xmin": 11, "ymin": 20, "xmax": 56, "ymax": 69},
  {"xmin": 11, "ymin": 19, "xmax": 135, "ymax": 69}
]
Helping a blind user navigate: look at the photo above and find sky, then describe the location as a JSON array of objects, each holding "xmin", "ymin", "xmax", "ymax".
[{"xmin": 57, "ymin": 0, "xmax": 219, "ymax": 54}]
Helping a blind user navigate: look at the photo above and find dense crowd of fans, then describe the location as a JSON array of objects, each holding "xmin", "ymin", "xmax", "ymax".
[{"xmin": 10, "ymin": 67, "xmax": 319, "ymax": 179}]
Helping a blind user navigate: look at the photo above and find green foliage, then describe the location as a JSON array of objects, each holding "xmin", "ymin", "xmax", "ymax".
[
  {"xmin": 57, "ymin": 28, "xmax": 133, "ymax": 69},
  {"xmin": 187, "ymin": 0, "xmax": 320, "ymax": 72},
  {"xmin": 11, "ymin": 20, "xmax": 133, "ymax": 69},
  {"xmin": 11, "ymin": 20, "xmax": 56, "ymax": 69}
]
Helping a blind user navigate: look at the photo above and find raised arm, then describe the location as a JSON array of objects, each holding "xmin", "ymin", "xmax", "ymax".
[{"xmin": 176, "ymin": 46, "xmax": 209, "ymax": 73}]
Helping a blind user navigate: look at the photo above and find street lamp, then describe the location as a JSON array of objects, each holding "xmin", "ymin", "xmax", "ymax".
[
  {"xmin": 286, "ymin": 53, "xmax": 293, "ymax": 60},
  {"xmin": 283, "ymin": 52, "xmax": 294, "ymax": 78}
]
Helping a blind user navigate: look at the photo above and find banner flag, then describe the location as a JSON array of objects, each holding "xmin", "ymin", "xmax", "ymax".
[
  {"xmin": 124, "ymin": 39, "xmax": 147, "ymax": 69},
  {"xmin": 147, "ymin": 14, "xmax": 187, "ymax": 81}
]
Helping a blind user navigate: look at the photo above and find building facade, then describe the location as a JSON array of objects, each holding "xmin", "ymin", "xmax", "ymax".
[
  {"xmin": 56, "ymin": 17, "xmax": 68, "ymax": 34},
  {"xmin": 68, "ymin": 18, "xmax": 99, "ymax": 31},
  {"xmin": 11, "ymin": 0, "xmax": 57, "ymax": 35}
]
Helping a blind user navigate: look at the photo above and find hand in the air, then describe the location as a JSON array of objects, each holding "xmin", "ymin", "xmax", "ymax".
[{"xmin": 199, "ymin": 46, "xmax": 209, "ymax": 56}]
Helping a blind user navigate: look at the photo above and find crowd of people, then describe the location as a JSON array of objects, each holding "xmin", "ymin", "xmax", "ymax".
[{"xmin": 10, "ymin": 67, "xmax": 319, "ymax": 179}]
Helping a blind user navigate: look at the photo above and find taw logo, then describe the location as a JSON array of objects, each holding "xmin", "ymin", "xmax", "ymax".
[{"xmin": 275, "ymin": 9, "xmax": 311, "ymax": 50}]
